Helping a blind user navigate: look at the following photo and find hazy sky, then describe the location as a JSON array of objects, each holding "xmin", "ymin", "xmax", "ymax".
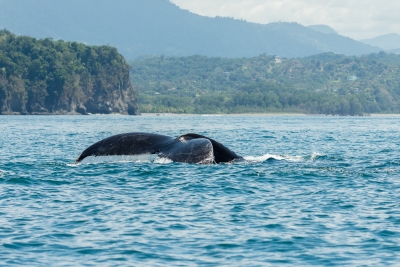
[{"xmin": 170, "ymin": 0, "xmax": 400, "ymax": 40}]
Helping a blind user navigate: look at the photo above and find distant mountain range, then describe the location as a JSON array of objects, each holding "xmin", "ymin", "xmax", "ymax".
[
  {"xmin": 0, "ymin": 0, "xmax": 382, "ymax": 59},
  {"xmin": 307, "ymin": 25, "xmax": 338, "ymax": 35},
  {"xmin": 360, "ymin": 33, "xmax": 400, "ymax": 53}
]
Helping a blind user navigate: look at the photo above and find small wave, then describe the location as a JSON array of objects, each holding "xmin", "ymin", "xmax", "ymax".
[
  {"xmin": 308, "ymin": 152, "xmax": 324, "ymax": 161},
  {"xmin": 245, "ymin": 154, "xmax": 302, "ymax": 163},
  {"xmin": 0, "ymin": 170, "xmax": 15, "ymax": 177}
]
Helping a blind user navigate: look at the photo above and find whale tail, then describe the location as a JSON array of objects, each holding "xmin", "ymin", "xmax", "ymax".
[{"xmin": 75, "ymin": 132, "xmax": 242, "ymax": 164}]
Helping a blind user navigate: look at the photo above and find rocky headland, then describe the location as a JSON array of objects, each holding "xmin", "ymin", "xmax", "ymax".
[{"xmin": 0, "ymin": 30, "xmax": 139, "ymax": 115}]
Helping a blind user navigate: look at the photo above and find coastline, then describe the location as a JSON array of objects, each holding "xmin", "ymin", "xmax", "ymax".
[
  {"xmin": 370, "ymin": 114, "xmax": 400, "ymax": 117},
  {"xmin": 140, "ymin": 113, "xmax": 307, "ymax": 117},
  {"xmin": 1, "ymin": 112, "xmax": 399, "ymax": 117},
  {"xmin": 140, "ymin": 113, "xmax": 400, "ymax": 117}
]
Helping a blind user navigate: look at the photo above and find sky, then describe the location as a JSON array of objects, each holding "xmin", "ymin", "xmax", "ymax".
[{"xmin": 170, "ymin": 0, "xmax": 400, "ymax": 40}]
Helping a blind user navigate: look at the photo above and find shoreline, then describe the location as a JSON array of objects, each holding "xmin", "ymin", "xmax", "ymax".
[
  {"xmin": 1, "ymin": 113, "xmax": 399, "ymax": 117},
  {"xmin": 140, "ymin": 113, "xmax": 400, "ymax": 117},
  {"xmin": 140, "ymin": 112, "xmax": 307, "ymax": 117}
]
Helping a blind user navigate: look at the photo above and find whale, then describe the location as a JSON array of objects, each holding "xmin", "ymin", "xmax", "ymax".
[{"xmin": 75, "ymin": 132, "xmax": 243, "ymax": 164}]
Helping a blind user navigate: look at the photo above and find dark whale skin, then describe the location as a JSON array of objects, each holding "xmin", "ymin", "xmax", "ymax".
[{"xmin": 75, "ymin": 132, "xmax": 243, "ymax": 164}]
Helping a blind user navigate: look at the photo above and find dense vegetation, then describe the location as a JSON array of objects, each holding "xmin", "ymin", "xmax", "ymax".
[
  {"xmin": 0, "ymin": 30, "xmax": 138, "ymax": 115},
  {"xmin": 130, "ymin": 52, "xmax": 400, "ymax": 115},
  {"xmin": 0, "ymin": 0, "xmax": 379, "ymax": 59}
]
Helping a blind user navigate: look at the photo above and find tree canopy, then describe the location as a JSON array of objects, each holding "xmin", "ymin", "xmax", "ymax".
[
  {"xmin": 0, "ymin": 30, "xmax": 138, "ymax": 114},
  {"xmin": 130, "ymin": 52, "xmax": 400, "ymax": 115}
]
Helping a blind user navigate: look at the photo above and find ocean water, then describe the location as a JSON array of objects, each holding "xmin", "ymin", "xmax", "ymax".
[{"xmin": 1, "ymin": 114, "xmax": 400, "ymax": 266}]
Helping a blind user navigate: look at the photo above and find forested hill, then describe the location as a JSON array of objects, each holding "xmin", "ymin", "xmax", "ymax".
[
  {"xmin": 0, "ymin": 0, "xmax": 379, "ymax": 59},
  {"xmin": 0, "ymin": 30, "xmax": 138, "ymax": 115},
  {"xmin": 130, "ymin": 52, "xmax": 400, "ymax": 115}
]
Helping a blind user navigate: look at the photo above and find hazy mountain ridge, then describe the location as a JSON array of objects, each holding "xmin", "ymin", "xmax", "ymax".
[
  {"xmin": 361, "ymin": 33, "xmax": 400, "ymax": 52},
  {"xmin": 307, "ymin": 25, "xmax": 338, "ymax": 35},
  {"xmin": 0, "ymin": 0, "xmax": 380, "ymax": 59}
]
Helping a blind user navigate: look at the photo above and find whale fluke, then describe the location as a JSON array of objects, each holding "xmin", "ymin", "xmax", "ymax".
[{"xmin": 75, "ymin": 132, "xmax": 242, "ymax": 164}]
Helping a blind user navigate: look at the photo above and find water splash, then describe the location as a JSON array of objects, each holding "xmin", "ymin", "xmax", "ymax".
[
  {"xmin": 153, "ymin": 157, "xmax": 173, "ymax": 164},
  {"xmin": 77, "ymin": 154, "xmax": 159, "ymax": 164},
  {"xmin": 73, "ymin": 152, "xmax": 324, "ymax": 165}
]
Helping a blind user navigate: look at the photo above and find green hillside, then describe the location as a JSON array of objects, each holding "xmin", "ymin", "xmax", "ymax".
[
  {"xmin": 0, "ymin": 30, "xmax": 138, "ymax": 115},
  {"xmin": 130, "ymin": 52, "xmax": 400, "ymax": 115}
]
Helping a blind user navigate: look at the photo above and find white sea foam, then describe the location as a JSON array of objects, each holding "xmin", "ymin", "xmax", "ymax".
[
  {"xmin": 75, "ymin": 152, "xmax": 323, "ymax": 165},
  {"xmin": 244, "ymin": 152, "xmax": 322, "ymax": 163},
  {"xmin": 78, "ymin": 154, "xmax": 159, "ymax": 164},
  {"xmin": 153, "ymin": 157, "xmax": 173, "ymax": 164}
]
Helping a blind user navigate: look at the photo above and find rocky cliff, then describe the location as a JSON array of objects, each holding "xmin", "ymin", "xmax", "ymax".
[{"xmin": 0, "ymin": 30, "xmax": 139, "ymax": 115}]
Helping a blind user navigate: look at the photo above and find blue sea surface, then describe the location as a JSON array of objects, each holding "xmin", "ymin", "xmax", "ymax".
[{"xmin": 1, "ymin": 115, "xmax": 400, "ymax": 266}]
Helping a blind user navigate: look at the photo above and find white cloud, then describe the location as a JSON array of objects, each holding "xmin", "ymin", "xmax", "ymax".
[{"xmin": 170, "ymin": 0, "xmax": 400, "ymax": 40}]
